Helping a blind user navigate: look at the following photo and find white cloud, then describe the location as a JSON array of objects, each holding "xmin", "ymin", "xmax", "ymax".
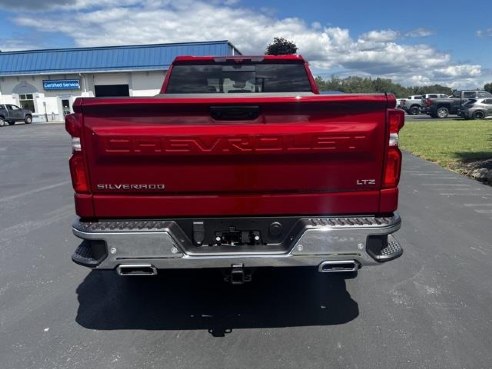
[
  {"xmin": 0, "ymin": 0, "xmax": 67, "ymax": 9},
  {"xmin": 8, "ymin": 0, "xmax": 488, "ymax": 88},
  {"xmin": 434, "ymin": 65, "xmax": 482, "ymax": 78},
  {"xmin": 477, "ymin": 28, "xmax": 492, "ymax": 37},
  {"xmin": 405, "ymin": 28, "xmax": 433, "ymax": 37},
  {"xmin": 0, "ymin": 37, "xmax": 42, "ymax": 51},
  {"xmin": 360, "ymin": 29, "xmax": 399, "ymax": 42}
]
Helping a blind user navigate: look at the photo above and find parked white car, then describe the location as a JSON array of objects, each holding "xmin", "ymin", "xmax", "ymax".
[
  {"xmin": 400, "ymin": 95, "xmax": 423, "ymax": 115},
  {"xmin": 400, "ymin": 93, "xmax": 449, "ymax": 115}
]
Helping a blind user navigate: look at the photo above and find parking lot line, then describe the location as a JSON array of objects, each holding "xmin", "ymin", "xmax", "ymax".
[{"xmin": 0, "ymin": 181, "xmax": 70, "ymax": 203}]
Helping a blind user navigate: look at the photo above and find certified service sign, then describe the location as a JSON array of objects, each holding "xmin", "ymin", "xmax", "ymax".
[{"xmin": 43, "ymin": 79, "xmax": 81, "ymax": 91}]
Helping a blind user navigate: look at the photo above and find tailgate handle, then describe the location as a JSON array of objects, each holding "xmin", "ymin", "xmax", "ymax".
[{"xmin": 210, "ymin": 106, "xmax": 260, "ymax": 121}]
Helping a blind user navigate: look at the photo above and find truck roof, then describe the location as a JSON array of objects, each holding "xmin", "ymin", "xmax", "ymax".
[{"xmin": 173, "ymin": 55, "xmax": 306, "ymax": 63}]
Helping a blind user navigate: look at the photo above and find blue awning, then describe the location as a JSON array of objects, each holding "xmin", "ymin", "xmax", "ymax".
[{"xmin": 0, "ymin": 40, "xmax": 241, "ymax": 76}]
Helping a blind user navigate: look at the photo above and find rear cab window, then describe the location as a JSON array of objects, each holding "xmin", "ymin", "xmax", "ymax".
[{"xmin": 166, "ymin": 61, "xmax": 313, "ymax": 93}]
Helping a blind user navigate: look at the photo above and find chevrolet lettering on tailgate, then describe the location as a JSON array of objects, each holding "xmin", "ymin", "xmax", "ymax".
[{"xmin": 100, "ymin": 134, "xmax": 369, "ymax": 155}]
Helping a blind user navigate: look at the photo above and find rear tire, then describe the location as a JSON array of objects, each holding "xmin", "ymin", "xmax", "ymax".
[
  {"xmin": 0, "ymin": 117, "xmax": 5, "ymax": 127},
  {"xmin": 436, "ymin": 107, "xmax": 449, "ymax": 118},
  {"xmin": 472, "ymin": 111, "xmax": 485, "ymax": 120},
  {"xmin": 24, "ymin": 115, "xmax": 32, "ymax": 124}
]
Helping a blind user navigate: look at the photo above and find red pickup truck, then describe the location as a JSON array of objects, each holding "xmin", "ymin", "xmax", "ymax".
[{"xmin": 66, "ymin": 55, "xmax": 404, "ymax": 283}]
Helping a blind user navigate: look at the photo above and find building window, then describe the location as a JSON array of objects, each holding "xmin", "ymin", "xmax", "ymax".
[
  {"xmin": 94, "ymin": 84, "xmax": 129, "ymax": 97},
  {"xmin": 19, "ymin": 94, "xmax": 35, "ymax": 112}
]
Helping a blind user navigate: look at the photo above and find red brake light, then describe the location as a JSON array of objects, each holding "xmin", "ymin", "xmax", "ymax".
[
  {"xmin": 388, "ymin": 109, "xmax": 404, "ymax": 134},
  {"xmin": 66, "ymin": 113, "xmax": 89, "ymax": 193},
  {"xmin": 383, "ymin": 109, "xmax": 405, "ymax": 188},
  {"xmin": 69, "ymin": 152, "xmax": 89, "ymax": 193},
  {"xmin": 65, "ymin": 113, "xmax": 82, "ymax": 137},
  {"xmin": 383, "ymin": 147, "xmax": 402, "ymax": 188}
]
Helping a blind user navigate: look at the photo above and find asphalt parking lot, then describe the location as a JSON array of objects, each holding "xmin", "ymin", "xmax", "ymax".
[{"xmin": 1, "ymin": 124, "xmax": 491, "ymax": 369}]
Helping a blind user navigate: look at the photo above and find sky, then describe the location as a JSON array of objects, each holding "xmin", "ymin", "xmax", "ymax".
[{"xmin": 0, "ymin": 0, "xmax": 491, "ymax": 89}]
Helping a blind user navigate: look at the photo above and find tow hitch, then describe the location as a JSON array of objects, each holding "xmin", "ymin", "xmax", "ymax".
[{"xmin": 223, "ymin": 264, "xmax": 253, "ymax": 285}]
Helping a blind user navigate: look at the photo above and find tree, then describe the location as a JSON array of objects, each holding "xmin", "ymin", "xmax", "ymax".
[
  {"xmin": 484, "ymin": 83, "xmax": 492, "ymax": 93},
  {"xmin": 313, "ymin": 75, "xmax": 454, "ymax": 97},
  {"xmin": 265, "ymin": 37, "xmax": 298, "ymax": 55},
  {"xmin": 314, "ymin": 76, "xmax": 327, "ymax": 90}
]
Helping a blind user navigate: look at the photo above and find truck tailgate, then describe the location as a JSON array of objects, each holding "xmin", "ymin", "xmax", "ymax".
[{"xmin": 74, "ymin": 94, "xmax": 391, "ymax": 217}]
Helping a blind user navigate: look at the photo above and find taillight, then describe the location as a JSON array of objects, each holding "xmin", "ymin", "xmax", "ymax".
[
  {"xmin": 389, "ymin": 108, "xmax": 404, "ymax": 134},
  {"xmin": 69, "ymin": 153, "xmax": 90, "ymax": 193},
  {"xmin": 65, "ymin": 113, "xmax": 90, "ymax": 193},
  {"xmin": 65, "ymin": 113, "xmax": 81, "ymax": 137},
  {"xmin": 383, "ymin": 148, "xmax": 402, "ymax": 188},
  {"xmin": 383, "ymin": 109, "xmax": 405, "ymax": 188}
]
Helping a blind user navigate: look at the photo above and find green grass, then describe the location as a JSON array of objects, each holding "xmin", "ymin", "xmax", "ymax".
[{"xmin": 399, "ymin": 119, "xmax": 492, "ymax": 170}]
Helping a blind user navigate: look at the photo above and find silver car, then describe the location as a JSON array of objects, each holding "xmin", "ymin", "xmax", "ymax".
[{"xmin": 461, "ymin": 98, "xmax": 492, "ymax": 120}]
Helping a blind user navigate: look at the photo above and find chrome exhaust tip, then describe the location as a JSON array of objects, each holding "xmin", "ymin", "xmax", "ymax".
[
  {"xmin": 318, "ymin": 260, "xmax": 359, "ymax": 273},
  {"xmin": 116, "ymin": 264, "xmax": 157, "ymax": 276}
]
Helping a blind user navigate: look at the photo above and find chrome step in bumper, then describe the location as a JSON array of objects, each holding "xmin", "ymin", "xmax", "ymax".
[{"xmin": 72, "ymin": 214, "xmax": 403, "ymax": 271}]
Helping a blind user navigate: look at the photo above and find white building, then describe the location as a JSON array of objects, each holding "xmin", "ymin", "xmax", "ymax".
[{"xmin": 0, "ymin": 40, "xmax": 240, "ymax": 122}]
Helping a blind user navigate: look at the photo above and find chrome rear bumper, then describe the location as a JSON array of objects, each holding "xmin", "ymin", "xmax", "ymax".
[{"xmin": 72, "ymin": 214, "xmax": 402, "ymax": 271}]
